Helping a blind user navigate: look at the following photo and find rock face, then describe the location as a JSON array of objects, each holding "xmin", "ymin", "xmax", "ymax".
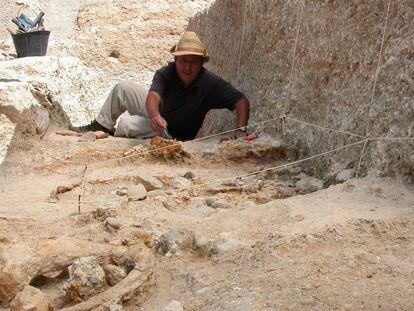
[
  {"xmin": 0, "ymin": 56, "xmax": 115, "ymax": 164},
  {"xmin": 190, "ymin": 0, "xmax": 414, "ymax": 177},
  {"xmin": 0, "ymin": 242, "xmax": 42, "ymax": 304}
]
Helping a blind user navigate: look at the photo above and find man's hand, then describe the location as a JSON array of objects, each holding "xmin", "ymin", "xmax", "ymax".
[
  {"xmin": 232, "ymin": 129, "xmax": 247, "ymax": 139},
  {"xmin": 151, "ymin": 115, "xmax": 168, "ymax": 132},
  {"xmin": 234, "ymin": 98, "xmax": 249, "ymax": 139}
]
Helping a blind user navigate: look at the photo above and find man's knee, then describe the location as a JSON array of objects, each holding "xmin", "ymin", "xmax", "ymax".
[{"xmin": 114, "ymin": 80, "xmax": 137, "ymax": 93}]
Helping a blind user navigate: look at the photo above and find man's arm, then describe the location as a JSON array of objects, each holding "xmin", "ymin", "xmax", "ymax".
[
  {"xmin": 233, "ymin": 97, "xmax": 250, "ymax": 138},
  {"xmin": 145, "ymin": 91, "xmax": 167, "ymax": 132}
]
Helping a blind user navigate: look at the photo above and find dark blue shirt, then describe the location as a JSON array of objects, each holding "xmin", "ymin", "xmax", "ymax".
[{"xmin": 149, "ymin": 62, "xmax": 246, "ymax": 141}]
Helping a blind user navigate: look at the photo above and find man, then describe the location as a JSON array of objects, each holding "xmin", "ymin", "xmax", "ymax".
[{"xmin": 70, "ymin": 31, "xmax": 250, "ymax": 141}]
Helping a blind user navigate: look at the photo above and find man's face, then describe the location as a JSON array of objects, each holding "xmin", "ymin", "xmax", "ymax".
[{"xmin": 175, "ymin": 55, "xmax": 203, "ymax": 87}]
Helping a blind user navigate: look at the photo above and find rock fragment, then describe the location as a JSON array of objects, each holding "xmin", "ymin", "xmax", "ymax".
[
  {"xmin": 0, "ymin": 272, "xmax": 19, "ymax": 304},
  {"xmin": 147, "ymin": 189, "xmax": 165, "ymax": 197},
  {"xmin": 335, "ymin": 169, "xmax": 356, "ymax": 183},
  {"xmin": 214, "ymin": 242, "xmax": 240, "ymax": 254},
  {"xmin": 105, "ymin": 217, "xmax": 125, "ymax": 230},
  {"xmin": 163, "ymin": 300, "xmax": 184, "ymax": 311},
  {"xmin": 295, "ymin": 176, "xmax": 324, "ymax": 192},
  {"xmin": 183, "ymin": 171, "xmax": 195, "ymax": 180},
  {"xmin": 205, "ymin": 196, "xmax": 217, "ymax": 207},
  {"xmin": 65, "ymin": 256, "xmax": 106, "ymax": 302},
  {"xmin": 116, "ymin": 189, "xmax": 127, "ymax": 196},
  {"xmin": 127, "ymin": 184, "xmax": 147, "ymax": 201},
  {"xmin": 10, "ymin": 285, "xmax": 51, "ymax": 311},
  {"xmin": 134, "ymin": 172, "xmax": 163, "ymax": 191},
  {"xmin": 92, "ymin": 304, "xmax": 123, "ymax": 311},
  {"xmin": 192, "ymin": 232, "xmax": 213, "ymax": 256},
  {"xmin": 170, "ymin": 176, "xmax": 192, "ymax": 189},
  {"xmin": 211, "ymin": 199, "xmax": 234, "ymax": 209},
  {"xmin": 157, "ymin": 229, "xmax": 195, "ymax": 254},
  {"xmin": 103, "ymin": 264, "xmax": 127, "ymax": 286}
]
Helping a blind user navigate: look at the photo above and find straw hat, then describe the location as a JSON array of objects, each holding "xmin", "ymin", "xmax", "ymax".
[{"xmin": 170, "ymin": 31, "xmax": 209, "ymax": 62}]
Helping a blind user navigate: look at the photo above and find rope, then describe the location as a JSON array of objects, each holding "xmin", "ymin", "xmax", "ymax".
[
  {"xmin": 77, "ymin": 165, "xmax": 88, "ymax": 214},
  {"xmin": 235, "ymin": 0, "xmax": 249, "ymax": 88},
  {"xmin": 355, "ymin": 139, "xmax": 369, "ymax": 179},
  {"xmin": 365, "ymin": 0, "xmax": 392, "ymax": 131},
  {"xmin": 282, "ymin": 0, "xmax": 305, "ymax": 118},
  {"xmin": 357, "ymin": 0, "xmax": 393, "ymax": 177},
  {"xmin": 285, "ymin": 116, "xmax": 366, "ymax": 139},
  {"xmin": 80, "ymin": 139, "xmax": 367, "ymax": 204}
]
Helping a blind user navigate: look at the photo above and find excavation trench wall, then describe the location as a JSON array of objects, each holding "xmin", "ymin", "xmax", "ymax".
[{"xmin": 190, "ymin": 0, "xmax": 414, "ymax": 177}]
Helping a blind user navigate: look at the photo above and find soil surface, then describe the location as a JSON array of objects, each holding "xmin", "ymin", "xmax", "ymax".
[
  {"xmin": 1, "ymin": 0, "xmax": 414, "ymax": 310},
  {"xmin": 1, "ymin": 131, "xmax": 413, "ymax": 310}
]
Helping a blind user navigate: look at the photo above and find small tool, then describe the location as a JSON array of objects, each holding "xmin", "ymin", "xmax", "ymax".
[{"xmin": 163, "ymin": 129, "xmax": 173, "ymax": 139}]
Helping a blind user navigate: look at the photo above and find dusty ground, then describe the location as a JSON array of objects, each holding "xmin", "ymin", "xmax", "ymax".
[
  {"xmin": 1, "ymin": 0, "xmax": 414, "ymax": 310},
  {"xmin": 0, "ymin": 130, "xmax": 413, "ymax": 310}
]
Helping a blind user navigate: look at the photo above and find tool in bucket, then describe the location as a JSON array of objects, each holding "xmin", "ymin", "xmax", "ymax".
[
  {"xmin": 11, "ymin": 6, "xmax": 45, "ymax": 33},
  {"xmin": 9, "ymin": 6, "xmax": 49, "ymax": 58}
]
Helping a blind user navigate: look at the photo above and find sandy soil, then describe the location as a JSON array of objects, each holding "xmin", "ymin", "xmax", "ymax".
[
  {"xmin": 1, "ymin": 0, "xmax": 413, "ymax": 309},
  {"xmin": 1, "ymin": 131, "xmax": 413, "ymax": 310}
]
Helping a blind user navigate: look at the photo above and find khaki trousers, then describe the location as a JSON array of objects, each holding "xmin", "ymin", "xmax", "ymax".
[{"xmin": 96, "ymin": 80, "xmax": 163, "ymax": 138}]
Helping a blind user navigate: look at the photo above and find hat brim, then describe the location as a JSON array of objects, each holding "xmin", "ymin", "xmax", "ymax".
[{"xmin": 170, "ymin": 46, "xmax": 209, "ymax": 62}]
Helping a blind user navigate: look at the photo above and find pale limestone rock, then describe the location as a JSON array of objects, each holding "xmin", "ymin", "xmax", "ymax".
[
  {"xmin": 211, "ymin": 198, "xmax": 234, "ymax": 209},
  {"xmin": 127, "ymin": 184, "xmax": 147, "ymax": 201},
  {"xmin": 296, "ymin": 176, "xmax": 325, "ymax": 192},
  {"xmin": 92, "ymin": 304, "xmax": 123, "ymax": 311},
  {"xmin": 0, "ymin": 57, "xmax": 113, "ymax": 125},
  {"xmin": 10, "ymin": 285, "xmax": 51, "ymax": 311},
  {"xmin": 191, "ymin": 197, "xmax": 205, "ymax": 209},
  {"xmin": 0, "ymin": 272, "xmax": 19, "ymax": 304},
  {"xmin": 37, "ymin": 238, "xmax": 125, "ymax": 276},
  {"xmin": 335, "ymin": 169, "xmax": 356, "ymax": 183},
  {"xmin": 0, "ymin": 56, "xmax": 115, "ymax": 164},
  {"xmin": 103, "ymin": 264, "xmax": 127, "ymax": 286},
  {"xmin": 214, "ymin": 241, "xmax": 240, "ymax": 254},
  {"xmin": 163, "ymin": 300, "xmax": 184, "ymax": 311},
  {"xmin": 192, "ymin": 232, "xmax": 213, "ymax": 257},
  {"xmin": 147, "ymin": 189, "xmax": 165, "ymax": 197},
  {"xmin": 205, "ymin": 196, "xmax": 217, "ymax": 206},
  {"xmin": 170, "ymin": 176, "xmax": 192, "ymax": 189},
  {"xmin": 105, "ymin": 218, "xmax": 126, "ymax": 230},
  {"xmin": 134, "ymin": 172, "xmax": 163, "ymax": 191},
  {"xmin": 157, "ymin": 229, "xmax": 195, "ymax": 254},
  {"xmin": 0, "ymin": 243, "xmax": 42, "ymax": 303},
  {"xmin": 65, "ymin": 256, "xmax": 106, "ymax": 302}
]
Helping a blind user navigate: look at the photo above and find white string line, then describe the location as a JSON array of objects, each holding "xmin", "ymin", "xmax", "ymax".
[
  {"xmin": 68, "ymin": 113, "xmax": 412, "ymax": 172},
  {"xmin": 81, "ymin": 116, "xmax": 284, "ymax": 170},
  {"xmin": 235, "ymin": 0, "xmax": 249, "ymax": 87},
  {"xmin": 365, "ymin": 0, "xmax": 393, "ymax": 133},
  {"xmin": 77, "ymin": 165, "xmax": 88, "ymax": 214},
  {"xmin": 356, "ymin": 139, "xmax": 369, "ymax": 179},
  {"xmin": 370, "ymin": 137, "xmax": 414, "ymax": 141},
  {"xmin": 282, "ymin": 0, "xmax": 305, "ymax": 116},
  {"xmin": 80, "ymin": 139, "xmax": 367, "ymax": 204},
  {"xmin": 357, "ymin": 0, "xmax": 393, "ymax": 178},
  {"xmin": 285, "ymin": 116, "xmax": 366, "ymax": 139},
  {"xmin": 80, "ymin": 134, "xmax": 414, "ymax": 205}
]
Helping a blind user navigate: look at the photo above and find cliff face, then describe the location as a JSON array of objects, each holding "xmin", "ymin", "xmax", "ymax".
[{"xmin": 189, "ymin": 0, "xmax": 414, "ymax": 177}]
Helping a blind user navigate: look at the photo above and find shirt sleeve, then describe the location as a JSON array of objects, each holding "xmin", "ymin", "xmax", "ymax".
[
  {"xmin": 210, "ymin": 77, "xmax": 246, "ymax": 111},
  {"xmin": 149, "ymin": 68, "xmax": 167, "ymax": 96}
]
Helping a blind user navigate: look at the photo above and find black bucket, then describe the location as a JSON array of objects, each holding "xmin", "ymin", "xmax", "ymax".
[{"xmin": 11, "ymin": 30, "xmax": 50, "ymax": 58}]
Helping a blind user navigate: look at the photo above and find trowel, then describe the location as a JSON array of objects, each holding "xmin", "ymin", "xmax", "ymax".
[{"xmin": 78, "ymin": 131, "xmax": 108, "ymax": 142}]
